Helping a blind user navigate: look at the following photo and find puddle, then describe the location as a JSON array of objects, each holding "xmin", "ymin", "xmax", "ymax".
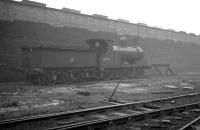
[
  {"xmin": 0, "ymin": 107, "xmax": 19, "ymax": 113},
  {"xmin": 39, "ymin": 87, "xmax": 81, "ymax": 94},
  {"xmin": 98, "ymin": 83, "xmax": 136, "ymax": 89},
  {"xmin": 33, "ymin": 100, "xmax": 64, "ymax": 108},
  {"xmin": 121, "ymin": 88, "xmax": 147, "ymax": 93},
  {"xmin": 183, "ymin": 86, "xmax": 194, "ymax": 89},
  {"xmin": 118, "ymin": 83, "xmax": 136, "ymax": 87},
  {"xmin": 164, "ymin": 85, "xmax": 178, "ymax": 89}
]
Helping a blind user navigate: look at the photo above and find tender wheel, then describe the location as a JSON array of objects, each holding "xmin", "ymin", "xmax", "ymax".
[
  {"xmin": 64, "ymin": 72, "xmax": 71, "ymax": 83},
  {"xmin": 56, "ymin": 74, "xmax": 66, "ymax": 84},
  {"xmin": 74, "ymin": 73, "xmax": 84, "ymax": 83},
  {"xmin": 30, "ymin": 73, "xmax": 41, "ymax": 85},
  {"xmin": 103, "ymin": 71, "xmax": 112, "ymax": 80},
  {"xmin": 40, "ymin": 75, "xmax": 49, "ymax": 85}
]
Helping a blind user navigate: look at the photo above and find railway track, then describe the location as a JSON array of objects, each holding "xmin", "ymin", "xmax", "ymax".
[
  {"xmin": 179, "ymin": 116, "xmax": 200, "ymax": 130},
  {"xmin": 1, "ymin": 93, "xmax": 200, "ymax": 130}
]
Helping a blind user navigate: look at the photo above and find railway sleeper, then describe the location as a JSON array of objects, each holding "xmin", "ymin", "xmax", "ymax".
[{"xmin": 1, "ymin": 100, "xmax": 200, "ymax": 130}]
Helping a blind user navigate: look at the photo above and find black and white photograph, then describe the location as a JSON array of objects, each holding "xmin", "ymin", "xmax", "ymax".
[{"xmin": 0, "ymin": 0, "xmax": 200, "ymax": 129}]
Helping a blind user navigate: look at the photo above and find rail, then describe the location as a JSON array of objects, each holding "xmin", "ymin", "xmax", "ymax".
[{"xmin": 0, "ymin": 92, "xmax": 200, "ymax": 130}]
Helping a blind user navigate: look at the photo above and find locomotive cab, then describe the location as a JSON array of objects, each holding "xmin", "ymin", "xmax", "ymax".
[
  {"xmin": 86, "ymin": 39, "xmax": 109, "ymax": 65},
  {"xmin": 86, "ymin": 39, "xmax": 109, "ymax": 54}
]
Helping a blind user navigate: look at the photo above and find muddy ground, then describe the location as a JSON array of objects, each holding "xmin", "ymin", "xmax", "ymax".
[{"xmin": 0, "ymin": 74, "xmax": 200, "ymax": 120}]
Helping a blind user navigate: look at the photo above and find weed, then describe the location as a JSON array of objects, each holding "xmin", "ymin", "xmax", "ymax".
[
  {"xmin": 2, "ymin": 99, "xmax": 19, "ymax": 108},
  {"xmin": 77, "ymin": 91, "xmax": 91, "ymax": 96}
]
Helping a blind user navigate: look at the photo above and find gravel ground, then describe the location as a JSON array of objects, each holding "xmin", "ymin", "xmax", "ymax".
[{"xmin": 0, "ymin": 74, "xmax": 200, "ymax": 120}]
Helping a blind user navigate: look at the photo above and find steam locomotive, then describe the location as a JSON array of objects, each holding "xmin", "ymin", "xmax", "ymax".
[{"xmin": 20, "ymin": 38, "xmax": 148, "ymax": 84}]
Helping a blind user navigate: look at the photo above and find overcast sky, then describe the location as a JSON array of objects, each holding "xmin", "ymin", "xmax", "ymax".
[{"xmin": 16, "ymin": 0, "xmax": 200, "ymax": 35}]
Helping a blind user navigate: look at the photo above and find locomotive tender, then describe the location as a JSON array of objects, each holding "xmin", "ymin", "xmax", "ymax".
[{"xmin": 21, "ymin": 38, "xmax": 148, "ymax": 84}]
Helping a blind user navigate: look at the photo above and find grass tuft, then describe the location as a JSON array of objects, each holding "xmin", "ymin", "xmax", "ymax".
[
  {"xmin": 2, "ymin": 100, "xmax": 19, "ymax": 108},
  {"xmin": 77, "ymin": 91, "xmax": 91, "ymax": 96}
]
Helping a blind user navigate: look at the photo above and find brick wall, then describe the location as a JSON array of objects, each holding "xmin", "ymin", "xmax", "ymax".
[{"xmin": 0, "ymin": 0, "xmax": 199, "ymax": 44}]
